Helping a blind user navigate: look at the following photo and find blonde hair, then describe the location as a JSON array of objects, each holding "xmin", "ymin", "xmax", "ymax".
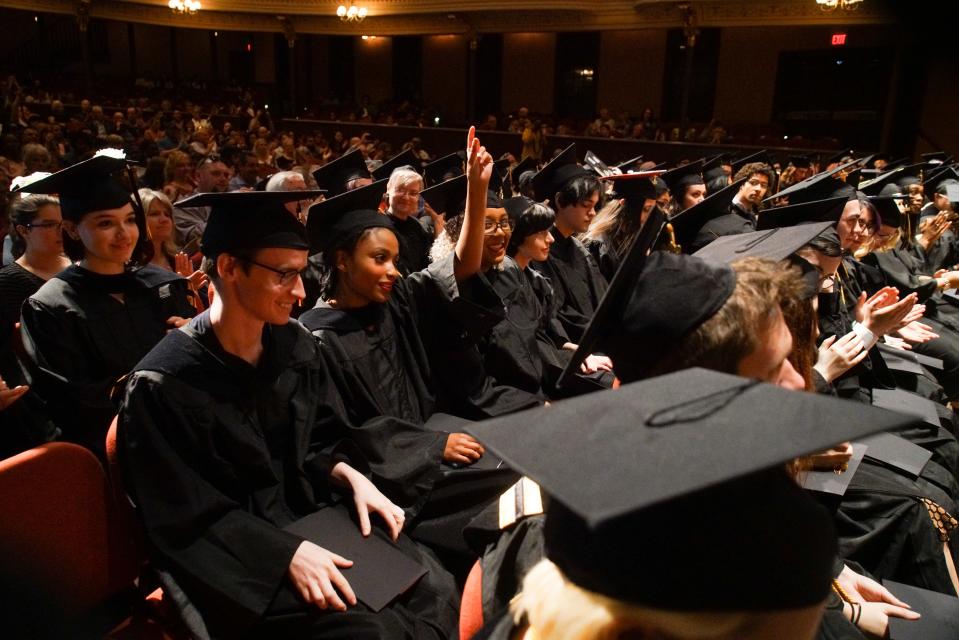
[
  {"xmin": 164, "ymin": 150, "xmax": 191, "ymax": 184},
  {"xmin": 512, "ymin": 559, "xmax": 750, "ymax": 640},
  {"xmin": 139, "ymin": 188, "xmax": 178, "ymax": 263}
]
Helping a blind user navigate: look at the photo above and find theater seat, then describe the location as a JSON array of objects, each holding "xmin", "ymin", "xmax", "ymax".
[
  {"xmin": 460, "ymin": 559, "xmax": 484, "ymax": 640},
  {"xmin": 104, "ymin": 417, "xmax": 185, "ymax": 639},
  {"xmin": 0, "ymin": 442, "xmax": 139, "ymax": 618}
]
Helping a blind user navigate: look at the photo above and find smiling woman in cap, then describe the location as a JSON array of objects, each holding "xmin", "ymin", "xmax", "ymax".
[
  {"xmin": 13, "ymin": 150, "xmax": 196, "ymax": 458},
  {"xmin": 298, "ymin": 128, "xmax": 527, "ymax": 563}
]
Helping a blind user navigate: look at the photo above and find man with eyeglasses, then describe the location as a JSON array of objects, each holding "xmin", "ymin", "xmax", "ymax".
[
  {"xmin": 689, "ymin": 161, "xmax": 776, "ymax": 252},
  {"xmin": 118, "ymin": 190, "xmax": 459, "ymax": 639},
  {"xmin": 173, "ymin": 155, "xmax": 231, "ymax": 247}
]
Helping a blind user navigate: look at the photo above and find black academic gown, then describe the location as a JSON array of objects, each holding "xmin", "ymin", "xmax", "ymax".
[
  {"xmin": 583, "ymin": 234, "xmax": 621, "ymax": 283},
  {"xmin": 529, "ymin": 227, "xmax": 608, "ymax": 344},
  {"xmin": 688, "ymin": 201, "xmax": 756, "ymax": 253},
  {"xmin": 119, "ymin": 313, "xmax": 458, "ymax": 640},
  {"xmin": 299, "ymin": 255, "xmax": 524, "ymax": 560},
  {"xmin": 823, "ymin": 259, "xmax": 959, "ymax": 495},
  {"xmin": 389, "ymin": 213, "xmax": 434, "ymax": 276},
  {"xmin": 861, "ymin": 243, "xmax": 959, "ymax": 399},
  {"xmin": 19, "ymin": 264, "xmax": 195, "ymax": 457}
]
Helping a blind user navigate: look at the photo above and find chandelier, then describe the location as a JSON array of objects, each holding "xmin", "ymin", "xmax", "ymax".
[
  {"xmin": 816, "ymin": 0, "xmax": 863, "ymax": 11},
  {"xmin": 168, "ymin": 0, "xmax": 201, "ymax": 14},
  {"xmin": 337, "ymin": 2, "xmax": 368, "ymax": 22}
]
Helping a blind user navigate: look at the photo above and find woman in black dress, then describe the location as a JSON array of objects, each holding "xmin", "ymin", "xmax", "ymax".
[{"xmin": 15, "ymin": 152, "xmax": 195, "ymax": 458}]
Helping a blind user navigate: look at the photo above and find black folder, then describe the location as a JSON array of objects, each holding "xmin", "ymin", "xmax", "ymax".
[
  {"xmin": 800, "ymin": 442, "xmax": 867, "ymax": 496},
  {"xmin": 860, "ymin": 432, "xmax": 933, "ymax": 478},
  {"xmin": 882, "ymin": 580, "xmax": 959, "ymax": 640},
  {"xmin": 284, "ymin": 504, "xmax": 427, "ymax": 611}
]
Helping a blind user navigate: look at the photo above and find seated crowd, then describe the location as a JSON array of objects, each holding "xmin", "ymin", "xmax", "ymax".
[{"xmin": 2, "ymin": 91, "xmax": 959, "ymax": 639}]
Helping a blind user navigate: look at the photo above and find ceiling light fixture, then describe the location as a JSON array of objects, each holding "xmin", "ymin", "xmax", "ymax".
[
  {"xmin": 816, "ymin": 0, "xmax": 863, "ymax": 11},
  {"xmin": 168, "ymin": 0, "xmax": 201, "ymax": 15},
  {"xmin": 337, "ymin": 2, "xmax": 368, "ymax": 22}
]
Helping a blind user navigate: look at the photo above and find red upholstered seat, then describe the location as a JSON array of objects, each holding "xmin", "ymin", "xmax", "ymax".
[
  {"xmin": 0, "ymin": 442, "xmax": 139, "ymax": 617},
  {"xmin": 460, "ymin": 559, "xmax": 484, "ymax": 640}
]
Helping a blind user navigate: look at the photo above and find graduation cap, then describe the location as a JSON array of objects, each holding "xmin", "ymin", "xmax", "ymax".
[
  {"xmin": 859, "ymin": 163, "xmax": 925, "ymax": 196},
  {"xmin": 702, "ymin": 153, "xmax": 732, "ymax": 183},
  {"xmin": 868, "ymin": 195, "xmax": 910, "ymax": 229},
  {"xmin": 421, "ymin": 175, "xmax": 467, "ymax": 217},
  {"xmin": 789, "ymin": 154, "xmax": 812, "ymax": 169},
  {"xmin": 423, "ymin": 151, "xmax": 465, "ymax": 186},
  {"xmin": 921, "ymin": 151, "xmax": 953, "ymax": 165},
  {"xmin": 467, "ymin": 367, "xmax": 919, "ymax": 610},
  {"xmin": 557, "ymin": 219, "xmax": 720, "ymax": 386},
  {"xmin": 766, "ymin": 158, "xmax": 861, "ymax": 205},
  {"xmin": 370, "ymin": 148, "xmax": 419, "ymax": 181},
  {"xmin": 923, "ymin": 165, "xmax": 959, "ymax": 198},
  {"xmin": 614, "ymin": 154, "xmax": 644, "ymax": 173},
  {"xmin": 730, "ymin": 150, "xmax": 769, "ymax": 176},
  {"xmin": 659, "ymin": 159, "xmax": 705, "ymax": 194},
  {"xmin": 824, "ymin": 148, "xmax": 857, "ymax": 166},
  {"xmin": 510, "ymin": 156, "xmax": 537, "ymax": 182},
  {"xmin": 174, "ymin": 191, "xmax": 315, "ymax": 257},
  {"xmin": 756, "ymin": 197, "xmax": 848, "ymax": 231},
  {"xmin": 490, "ymin": 157, "xmax": 511, "ymax": 197},
  {"xmin": 531, "ymin": 144, "xmax": 590, "ymax": 202},
  {"xmin": 669, "ymin": 177, "xmax": 747, "ymax": 251},
  {"xmin": 693, "ymin": 221, "xmax": 834, "ymax": 265},
  {"xmin": 306, "ymin": 179, "xmax": 390, "ymax": 255},
  {"xmin": 13, "ymin": 151, "xmax": 133, "ymax": 222},
  {"xmin": 503, "ymin": 195, "xmax": 536, "ymax": 225},
  {"xmin": 584, "ymin": 150, "xmax": 616, "ymax": 178},
  {"xmin": 600, "ymin": 170, "xmax": 665, "ymax": 204},
  {"xmin": 882, "ymin": 157, "xmax": 910, "ymax": 172},
  {"xmin": 311, "ymin": 150, "xmax": 372, "ymax": 198}
]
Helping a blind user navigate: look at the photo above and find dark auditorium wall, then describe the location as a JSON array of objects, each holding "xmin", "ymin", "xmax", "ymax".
[
  {"xmin": 596, "ymin": 29, "xmax": 667, "ymax": 118},
  {"xmin": 132, "ymin": 24, "xmax": 171, "ymax": 77},
  {"xmin": 713, "ymin": 24, "xmax": 897, "ymax": 126},
  {"xmin": 502, "ymin": 32, "xmax": 556, "ymax": 115},
  {"xmin": 354, "ymin": 35, "xmax": 393, "ymax": 105},
  {"xmin": 423, "ymin": 35, "xmax": 468, "ymax": 124}
]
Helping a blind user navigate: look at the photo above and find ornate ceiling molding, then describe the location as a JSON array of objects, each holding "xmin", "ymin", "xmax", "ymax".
[{"xmin": 0, "ymin": 0, "xmax": 897, "ymax": 35}]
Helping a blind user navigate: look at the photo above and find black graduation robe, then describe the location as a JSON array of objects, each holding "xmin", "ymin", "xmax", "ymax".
[
  {"xmin": 298, "ymin": 255, "xmax": 526, "ymax": 559},
  {"xmin": 688, "ymin": 202, "xmax": 756, "ymax": 254},
  {"xmin": 119, "ymin": 313, "xmax": 458, "ymax": 639},
  {"xmin": 480, "ymin": 261, "xmax": 613, "ymax": 398},
  {"xmin": 822, "ymin": 259, "xmax": 959, "ymax": 494},
  {"xmin": 529, "ymin": 227, "xmax": 608, "ymax": 344},
  {"xmin": 389, "ymin": 213, "xmax": 434, "ymax": 276},
  {"xmin": 19, "ymin": 264, "xmax": 195, "ymax": 457},
  {"xmin": 861, "ymin": 243, "xmax": 959, "ymax": 399}
]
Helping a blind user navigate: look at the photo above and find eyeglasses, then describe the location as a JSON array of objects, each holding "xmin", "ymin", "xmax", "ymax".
[
  {"xmin": 241, "ymin": 257, "xmax": 304, "ymax": 286},
  {"xmin": 25, "ymin": 221, "xmax": 63, "ymax": 231},
  {"xmin": 484, "ymin": 218, "xmax": 512, "ymax": 234},
  {"xmin": 393, "ymin": 188, "xmax": 421, "ymax": 198}
]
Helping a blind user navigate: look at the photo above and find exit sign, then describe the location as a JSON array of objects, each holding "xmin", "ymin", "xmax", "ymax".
[{"xmin": 832, "ymin": 33, "xmax": 847, "ymax": 45}]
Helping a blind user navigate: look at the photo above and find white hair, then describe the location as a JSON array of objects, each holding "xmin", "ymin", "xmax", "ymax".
[
  {"xmin": 265, "ymin": 171, "xmax": 305, "ymax": 192},
  {"xmin": 386, "ymin": 166, "xmax": 423, "ymax": 196}
]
